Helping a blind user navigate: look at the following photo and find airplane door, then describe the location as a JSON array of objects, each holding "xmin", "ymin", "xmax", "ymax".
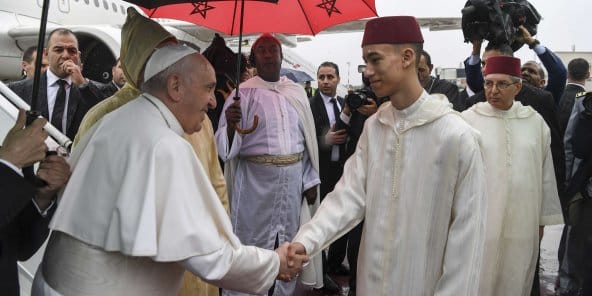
[{"xmin": 37, "ymin": 0, "xmax": 71, "ymax": 13}]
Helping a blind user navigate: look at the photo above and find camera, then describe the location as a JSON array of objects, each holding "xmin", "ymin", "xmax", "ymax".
[
  {"xmin": 345, "ymin": 87, "xmax": 376, "ymax": 110},
  {"xmin": 461, "ymin": 0, "xmax": 541, "ymax": 51}
]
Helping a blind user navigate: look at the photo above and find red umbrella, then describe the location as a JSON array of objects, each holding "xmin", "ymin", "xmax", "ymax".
[
  {"xmin": 125, "ymin": 0, "xmax": 377, "ymax": 133},
  {"xmin": 128, "ymin": 0, "xmax": 377, "ymax": 36}
]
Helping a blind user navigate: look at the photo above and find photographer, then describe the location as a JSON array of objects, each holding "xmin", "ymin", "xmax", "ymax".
[
  {"xmin": 464, "ymin": 25, "xmax": 566, "ymax": 105},
  {"xmin": 557, "ymin": 92, "xmax": 592, "ymax": 295}
]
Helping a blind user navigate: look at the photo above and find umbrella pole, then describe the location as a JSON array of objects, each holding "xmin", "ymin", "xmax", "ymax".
[
  {"xmin": 233, "ymin": 0, "xmax": 258, "ymax": 135},
  {"xmin": 29, "ymin": 0, "xmax": 51, "ymax": 123}
]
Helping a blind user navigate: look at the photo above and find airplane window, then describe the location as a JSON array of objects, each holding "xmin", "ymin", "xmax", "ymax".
[
  {"xmin": 103, "ymin": 0, "xmax": 108, "ymax": 9},
  {"xmin": 94, "ymin": 0, "xmax": 99, "ymax": 7},
  {"xmin": 84, "ymin": 0, "xmax": 89, "ymax": 4},
  {"xmin": 112, "ymin": 3, "xmax": 117, "ymax": 12},
  {"xmin": 121, "ymin": 6, "xmax": 126, "ymax": 14}
]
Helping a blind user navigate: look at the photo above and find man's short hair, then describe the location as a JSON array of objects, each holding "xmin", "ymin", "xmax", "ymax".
[
  {"xmin": 568, "ymin": 58, "xmax": 590, "ymax": 81},
  {"xmin": 22, "ymin": 46, "xmax": 37, "ymax": 63},
  {"xmin": 484, "ymin": 43, "xmax": 514, "ymax": 57},
  {"xmin": 523, "ymin": 61, "xmax": 546, "ymax": 80},
  {"xmin": 420, "ymin": 50, "xmax": 432, "ymax": 66},
  {"xmin": 394, "ymin": 43, "xmax": 424, "ymax": 67},
  {"xmin": 46, "ymin": 28, "xmax": 77, "ymax": 47},
  {"xmin": 113, "ymin": 57, "xmax": 121, "ymax": 68},
  {"xmin": 317, "ymin": 61, "xmax": 339, "ymax": 77}
]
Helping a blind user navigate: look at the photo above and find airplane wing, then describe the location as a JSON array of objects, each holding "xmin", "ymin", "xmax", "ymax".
[{"xmin": 317, "ymin": 17, "xmax": 462, "ymax": 34}]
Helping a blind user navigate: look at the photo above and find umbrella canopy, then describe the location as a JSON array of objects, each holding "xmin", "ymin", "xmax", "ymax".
[
  {"xmin": 126, "ymin": 0, "xmax": 377, "ymax": 35},
  {"xmin": 280, "ymin": 68, "xmax": 314, "ymax": 83}
]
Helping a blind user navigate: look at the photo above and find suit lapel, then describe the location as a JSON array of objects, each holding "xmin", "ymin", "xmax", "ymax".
[{"xmin": 311, "ymin": 93, "xmax": 329, "ymax": 130}]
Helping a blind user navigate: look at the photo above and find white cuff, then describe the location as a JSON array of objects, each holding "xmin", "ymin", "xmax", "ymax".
[
  {"xmin": 340, "ymin": 112, "xmax": 351, "ymax": 125},
  {"xmin": 468, "ymin": 54, "xmax": 481, "ymax": 66},
  {"xmin": 32, "ymin": 198, "xmax": 56, "ymax": 217},
  {"xmin": 0, "ymin": 158, "xmax": 23, "ymax": 177},
  {"xmin": 533, "ymin": 45, "xmax": 546, "ymax": 55}
]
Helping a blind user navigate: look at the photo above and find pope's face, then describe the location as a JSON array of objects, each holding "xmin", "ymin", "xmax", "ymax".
[
  {"xmin": 178, "ymin": 55, "xmax": 216, "ymax": 133},
  {"xmin": 362, "ymin": 44, "xmax": 405, "ymax": 98},
  {"xmin": 484, "ymin": 73, "xmax": 522, "ymax": 110}
]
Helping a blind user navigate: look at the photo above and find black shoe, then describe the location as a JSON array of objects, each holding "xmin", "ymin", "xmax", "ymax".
[
  {"xmin": 315, "ymin": 274, "xmax": 341, "ymax": 294},
  {"xmin": 327, "ymin": 264, "xmax": 350, "ymax": 276}
]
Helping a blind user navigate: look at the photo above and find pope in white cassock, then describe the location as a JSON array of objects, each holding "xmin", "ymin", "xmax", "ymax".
[
  {"xmin": 215, "ymin": 34, "xmax": 322, "ymax": 296},
  {"xmin": 289, "ymin": 16, "xmax": 487, "ymax": 295},
  {"xmin": 31, "ymin": 44, "xmax": 305, "ymax": 296},
  {"xmin": 461, "ymin": 55, "xmax": 563, "ymax": 296}
]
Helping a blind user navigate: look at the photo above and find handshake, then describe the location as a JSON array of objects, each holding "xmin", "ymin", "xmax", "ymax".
[{"xmin": 275, "ymin": 242, "xmax": 308, "ymax": 282}]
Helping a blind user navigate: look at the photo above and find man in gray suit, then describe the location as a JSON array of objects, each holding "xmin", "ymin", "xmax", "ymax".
[{"xmin": 9, "ymin": 28, "xmax": 104, "ymax": 139}]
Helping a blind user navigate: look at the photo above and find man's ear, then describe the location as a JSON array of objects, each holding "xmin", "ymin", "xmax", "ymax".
[
  {"xmin": 167, "ymin": 75, "xmax": 182, "ymax": 102},
  {"xmin": 401, "ymin": 47, "xmax": 415, "ymax": 69},
  {"xmin": 539, "ymin": 79, "xmax": 546, "ymax": 88}
]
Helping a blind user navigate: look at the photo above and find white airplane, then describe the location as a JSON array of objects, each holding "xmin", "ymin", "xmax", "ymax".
[{"xmin": 0, "ymin": 0, "xmax": 461, "ymax": 82}]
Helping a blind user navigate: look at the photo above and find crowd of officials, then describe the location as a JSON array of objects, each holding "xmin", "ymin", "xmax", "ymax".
[{"xmin": 1, "ymin": 6, "xmax": 592, "ymax": 296}]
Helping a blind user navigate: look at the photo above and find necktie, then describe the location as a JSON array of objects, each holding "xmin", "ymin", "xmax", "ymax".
[
  {"xmin": 330, "ymin": 98, "xmax": 345, "ymax": 160},
  {"xmin": 330, "ymin": 98, "xmax": 340, "ymax": 123},
  {"xmin": 52, "ymin": 79, "xmax": 67, "ymax": 132}
]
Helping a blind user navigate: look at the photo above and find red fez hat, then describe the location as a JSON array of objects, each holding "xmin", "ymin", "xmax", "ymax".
[
  {"xmin": 483, "ymin": 56, "xmax": 522, "ymax": 77},
  {"xmin": 362, "ymin": 16, "xmax": 424, "ymax": 47}
]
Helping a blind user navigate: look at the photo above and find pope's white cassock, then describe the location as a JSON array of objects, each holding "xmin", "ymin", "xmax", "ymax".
[
  {"xmin": 293, "ymin": 92, "xmax": 487, "ymax": 296},
  {"xmin": 215, "ymin": 76, "xmax": 321, "ymax": 295},
  {"xmin": 462, "ymin": 101, "xmax": 563, "ymax": 296},
  {"xmin": 31, "ymin": 94, "xmax": 280, "ymax": 296}
]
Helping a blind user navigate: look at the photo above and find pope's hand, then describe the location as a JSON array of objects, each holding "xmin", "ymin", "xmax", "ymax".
[
  {"xmin": 275, "ymin": 242, "xmax": 307, "ymax": 282},
  {"xmin": 287, "ymin": 242, "xmax": 309, "ymax": 272}
]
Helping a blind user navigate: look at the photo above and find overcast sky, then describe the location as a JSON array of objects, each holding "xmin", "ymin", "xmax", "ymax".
[{"xmin": 292, "ymin": 0, "xmax": 592, "ymax": 87}]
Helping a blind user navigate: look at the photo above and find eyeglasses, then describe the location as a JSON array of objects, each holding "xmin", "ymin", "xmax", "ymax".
[{"xmin": 484, "ymin": 80, "xmax": 519, "ymax": 90}]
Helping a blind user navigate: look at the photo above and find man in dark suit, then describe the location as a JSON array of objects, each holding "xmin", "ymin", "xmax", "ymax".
[
  {"xmin": 98, "ymin": 57, "xmax": 126, "ymax": 98},
  {"xmin": 309, "ymin": 61, "xmax": 346, "ymax": 294},
  {"xmin": 418, "ymin": 50, "xmax": 461, "ymax": 111},
  {"xmin": 9, "ymin": 28, "xmax": 105, "ymax": 140},
  {"xmin": 0, "ymin": 110, "xmax": 70, "ymax": 295},
  {"xmin": 558, "ymin": 58, "xmax": 589, "ymax": 136}
]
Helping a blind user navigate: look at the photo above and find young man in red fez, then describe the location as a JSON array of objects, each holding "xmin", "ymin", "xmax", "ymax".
[
  {"xmin": 461, "ymin": 56, "xmax": 563, "ymax": 296},
  {"xmin": 288, "ymin": 16, "xmax": 487, "ymax": 295}
]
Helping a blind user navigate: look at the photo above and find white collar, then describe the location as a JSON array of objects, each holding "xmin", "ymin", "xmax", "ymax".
[
  {"xmin": 319, "ymin": 92, "xmax": 336, "ymax": 104},
  {"xmin": 142, "ymin": 93, "xmax": 184, "ymax": 136},
  {"xmin": 46, "ymin": 69, "xmax": 72, "ymax": 87}
]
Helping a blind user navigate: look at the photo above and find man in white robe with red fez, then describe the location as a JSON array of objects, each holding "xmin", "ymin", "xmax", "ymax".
[
  {"xmin": 288, "ymin": 16, "xmax": 487, "ymax": 295},
  {"xmin": 461, "ymin": 55, "xmax": 563, "ymax": 296},
  {"xmin": 215, "ymin": 33, "xmax": 322, "ymax": 296},
  {"xmin": 31, "ymin": 44, "xmax": 306, "ymax": 296}
]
